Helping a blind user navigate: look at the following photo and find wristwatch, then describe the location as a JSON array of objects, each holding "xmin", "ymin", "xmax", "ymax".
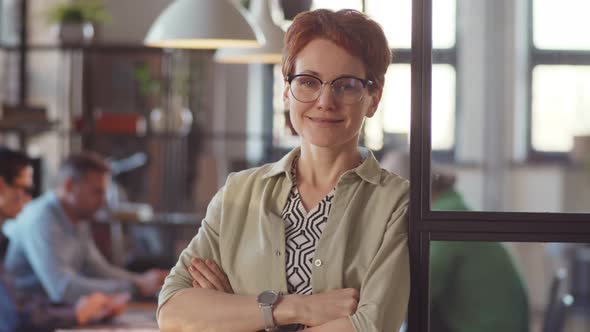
[{"xmin": 256, "ymin": 290, "xmax": 281, "ymax": 331}]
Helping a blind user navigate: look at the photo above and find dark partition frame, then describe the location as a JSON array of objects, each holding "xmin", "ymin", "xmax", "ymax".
[{"xmin": 407, "ymin": 0, "xmax": 590, "ymax": 331}]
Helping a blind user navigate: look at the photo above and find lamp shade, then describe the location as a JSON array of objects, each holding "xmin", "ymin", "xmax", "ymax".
[
  {"xmin": 214, "ymin": 0, "xmax": 284, "ymax": 63},
  {"xmin": 145, "ymin": 0, "xmax": 265, "ymax": 49}
]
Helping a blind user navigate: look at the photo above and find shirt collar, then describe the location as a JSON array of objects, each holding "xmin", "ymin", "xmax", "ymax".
[
  {"xmin": 262, "ymin": 147, "xmax": 300, "ymax": 181},
  {"xmin": 354, "ymin": 148, "xmax": 382, "ymax": 185},
  {"xmin": 46, "ymin": 191, "xmax": 77, "ymax": 233},
  {"xmin": 262, "ymin": 147, "xmax": 383, "ymax": 185}
]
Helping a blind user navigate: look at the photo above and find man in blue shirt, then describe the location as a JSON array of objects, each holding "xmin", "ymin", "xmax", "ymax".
[
  {"xmin": 0, "ymin": 147, "xmax": 127, "ymax": 331},
  {"xmin": 3, "ymin": 152, "xmax": 166, "ymax": 305}
]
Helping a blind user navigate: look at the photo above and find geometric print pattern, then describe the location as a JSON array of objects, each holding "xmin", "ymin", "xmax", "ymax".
[{"xmin": 281, "ymin": 156, "xmax": 334, "ymax": 295}]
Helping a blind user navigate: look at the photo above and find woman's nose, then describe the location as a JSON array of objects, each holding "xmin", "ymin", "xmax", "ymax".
[{"xmin": 316, "ymin": 84, "xmax": 336, "ymax": 110}]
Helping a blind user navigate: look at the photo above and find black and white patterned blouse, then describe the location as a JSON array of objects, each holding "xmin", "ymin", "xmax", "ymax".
[{"xmin": 281, "ymin": 156, "xmax": 335, "ymax": 295}]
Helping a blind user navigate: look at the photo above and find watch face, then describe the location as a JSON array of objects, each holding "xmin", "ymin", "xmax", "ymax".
[{"xmin": 257, "ymin": 290, "xmax": 279, "ymax": 305}]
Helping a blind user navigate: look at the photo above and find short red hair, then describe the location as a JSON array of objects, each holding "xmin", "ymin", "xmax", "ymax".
[{"xmin": 282, "ymin": 9, "xmax": 392, "ymax": 92}]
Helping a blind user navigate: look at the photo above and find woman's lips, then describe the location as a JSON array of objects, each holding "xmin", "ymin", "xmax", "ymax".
[{"xmin": 307, "ymin": 116, "xmax": 343, "ymax": 124}]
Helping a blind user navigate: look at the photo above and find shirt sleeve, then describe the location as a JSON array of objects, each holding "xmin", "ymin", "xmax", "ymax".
[
  {"xmin": 157, "ymin": 186, "xmax": 225, "ymax": 318},
  {"xmin": 349, "ymin": 201, "xmax": 410, "ymax": 332},
  {"xmin": 83, "ymin": 230, "xmax": 138, "ymax": 282},
  {"xmin": 22, "ymin": 213, "xmax": 134, "ymax": 304}
]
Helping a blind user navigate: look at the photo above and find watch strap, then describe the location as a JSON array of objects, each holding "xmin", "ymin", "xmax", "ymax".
[{"xmin": 260, "ymin": 304, "xmax": 277, "ymax": 331}]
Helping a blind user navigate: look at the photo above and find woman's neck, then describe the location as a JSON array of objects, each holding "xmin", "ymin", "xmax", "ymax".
[{"xmin": 297, "ymin": 143, "xmax": 362, "ymax": 189}]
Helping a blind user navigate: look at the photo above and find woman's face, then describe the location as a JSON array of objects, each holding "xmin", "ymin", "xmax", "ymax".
[
  {"xmin": 0, "ymin": 166, "xmax": 33, "ymax": 219},
  {"xmin": 283, "ymin": 38, "xmax": 381, "ymax": 150}
]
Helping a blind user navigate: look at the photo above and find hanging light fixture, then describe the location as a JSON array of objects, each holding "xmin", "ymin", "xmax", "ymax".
[
  {"xmin": 214, "ymin": 0, "xmax": 284, "ymax": 64},
  {"xmin": 144, "ymin": 0, "xmax": 265, "ymax": 49}
]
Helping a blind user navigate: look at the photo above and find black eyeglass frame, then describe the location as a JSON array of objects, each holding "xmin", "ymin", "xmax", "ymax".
[{"xmin": 285, "ymin": 73, "xmax": 375, "ymax": 104}]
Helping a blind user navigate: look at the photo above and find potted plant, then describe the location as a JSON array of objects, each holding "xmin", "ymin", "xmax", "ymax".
[
  {"xmin": 47, "ymin": 0, "xmax": 111, "ymax": 44},
  {"xmin": 134, "ymin": 62, "xmax": 193, "ymax": 136}
]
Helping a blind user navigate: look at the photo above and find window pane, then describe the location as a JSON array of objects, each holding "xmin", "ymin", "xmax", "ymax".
[
  {"xmin": 366, "ymin": 0, "xmax": 456, "ymax": 49},
  {"xmin": 430, "ymin": 241, "xmax": 590, "ymax": 332},
  {"xmin": 312, "ymin": 0, "xmax": 362, "ymax": 11},
  {"xmin": 532, "ymin": 65, "xmax": 590, "ymax": 153},
  {"xmin": 432, "ymin": 65, "xmax": 456, "ymax": 150},
  {"xmin": 365, "ymin": 64, "xmax": 456, "ymax": 151},
  {"xmin": 533, "ymin": 0, "xmax": 590, "ymax": 50},
  {"xmin": 365, "ymin": 64, "xmax": 410, "ymax": 151},
  {"xmin": 432, "ymin": 0, "xmax": 456, "ymax": 49}
]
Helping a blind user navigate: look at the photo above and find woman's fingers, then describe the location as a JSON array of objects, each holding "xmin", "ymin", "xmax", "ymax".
[
  {"xmin": 188, "ymin": 262, "xmax": 216, "ymax": 289},
  {"xmin": 205, "ymin": 259, "xmax": 234, "ymax": 293},
  {"xmin": 189, "ymin": 258, "xmax": 226, "ymax": 291}
]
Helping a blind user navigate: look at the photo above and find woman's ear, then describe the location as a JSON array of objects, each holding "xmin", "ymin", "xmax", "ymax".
[
  {"xmin": 366, "ymin": 88, "xmax": 383, "ymax": 118},
  {"xmin": 283, "ymin": 84, "xmax": 291, "ymax": 110}
]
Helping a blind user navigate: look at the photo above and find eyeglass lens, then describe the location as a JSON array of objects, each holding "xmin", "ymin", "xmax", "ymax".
[{"xmin": 290, "ymin": 76, "xmax": 366, "ymax": 104}]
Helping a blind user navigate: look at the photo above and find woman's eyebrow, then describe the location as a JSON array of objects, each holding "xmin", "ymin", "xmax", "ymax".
[
  {"xmin": 296, "ymin": 71, "xmax": 364, "ymax": 80},
  {"xmin": 297, "ymin": 70, "xmax": 321, "ymax": 76}
]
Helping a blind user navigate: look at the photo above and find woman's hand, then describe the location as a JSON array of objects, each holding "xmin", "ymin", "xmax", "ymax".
[
  {"xmin": 299, "ymin": 288, "xmax": 359, "ymax": 327},
  {"xmin": 188, "ymin": 258, "xmax": 234, "ymax": 294}
]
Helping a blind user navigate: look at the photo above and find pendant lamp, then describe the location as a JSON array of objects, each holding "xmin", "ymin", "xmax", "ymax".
[
  {"xmin": 144, "ymin": 0, "xmax": 265, "ymax": 49},
  {"xmin": 214, "ymin": 0, "xmax": 284, "ymax": 63}
]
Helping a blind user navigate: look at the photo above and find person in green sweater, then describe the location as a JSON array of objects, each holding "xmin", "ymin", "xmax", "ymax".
[
  {"xmin": 430, "ymin": 179, "xmax": 530, "ymax": 332},
  {"xmin": 381, "ymin": 150, "xmax": 530, "ymax": 332}
]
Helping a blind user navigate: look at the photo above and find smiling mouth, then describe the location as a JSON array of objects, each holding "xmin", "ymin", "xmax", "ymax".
[{"xmin": 307, "ymin": 116, "xmax": 343, "ymax": 123}]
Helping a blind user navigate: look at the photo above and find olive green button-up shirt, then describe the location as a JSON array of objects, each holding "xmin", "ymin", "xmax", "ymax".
[{"xmin": 158, "ymin": 148, "xmax": 410, "ymax": 332}]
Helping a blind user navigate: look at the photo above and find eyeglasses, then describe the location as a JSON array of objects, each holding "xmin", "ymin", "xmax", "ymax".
[{"xmin": 285, "ymin": 74, "xmax": 374, "ymax": 105}]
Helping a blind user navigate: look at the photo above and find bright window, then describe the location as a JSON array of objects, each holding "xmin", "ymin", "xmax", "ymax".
[
  {"xmin": 532, "ymin": 65, "xmax": 590, "ymax": 152},
  {"xmin": 530, "ymin": 0, "xmax": 590, "ymax": 155},
  {"xmin": 366, "ymin": 0, "xmax": 456, "ymax": 49},
  {"xmin": 312, "ymin": 0, "xmax": 362, "ymax": 11},
  {"xmin": 365, "ymin": 64, "xmax": 456, "ymax": 151},
  {"xmin": 533, "ymin": 0, "xmax": 590, "ymax": 50}
]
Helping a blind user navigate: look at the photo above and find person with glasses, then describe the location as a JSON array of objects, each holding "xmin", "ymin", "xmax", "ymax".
[
  {"xmin": 0, "ymin": 149, "xmax": 33, "ymax": 225},
  {"xmin": 0, "ymin": 147, "xmax": 127, "ymax": 332},
  {"xmin": 157, "ymin": 9, "xmax": 409, "ymax": 332}
]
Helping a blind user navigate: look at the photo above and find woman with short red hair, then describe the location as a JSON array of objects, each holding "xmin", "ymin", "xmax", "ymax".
[{"xmin": 158, "ymin": 9, "xmax": 409, "ymax": 332}]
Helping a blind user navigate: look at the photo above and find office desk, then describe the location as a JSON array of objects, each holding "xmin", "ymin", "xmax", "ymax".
[{"xmin": 55, "ymin": 302, "xmax": 158, "ymax": 332}]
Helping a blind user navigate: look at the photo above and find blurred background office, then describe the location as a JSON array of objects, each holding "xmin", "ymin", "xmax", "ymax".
[{"xmin": 1, "ymin": 0, "xmax": 590, "ymax": 331}]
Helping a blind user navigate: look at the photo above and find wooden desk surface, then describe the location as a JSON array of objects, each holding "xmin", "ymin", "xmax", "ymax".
[{"xmin": 55, "ymin": 302, "xmax": 158, "ymax": 332}]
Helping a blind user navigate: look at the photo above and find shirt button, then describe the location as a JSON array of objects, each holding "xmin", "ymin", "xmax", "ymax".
[
  {"xmin": 275, "ymin": 250, "xmax": 282, "ymax": 257},
  {"xmin": 314, "ymin": 259, "xmax": 323, "ymax": 267}
]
